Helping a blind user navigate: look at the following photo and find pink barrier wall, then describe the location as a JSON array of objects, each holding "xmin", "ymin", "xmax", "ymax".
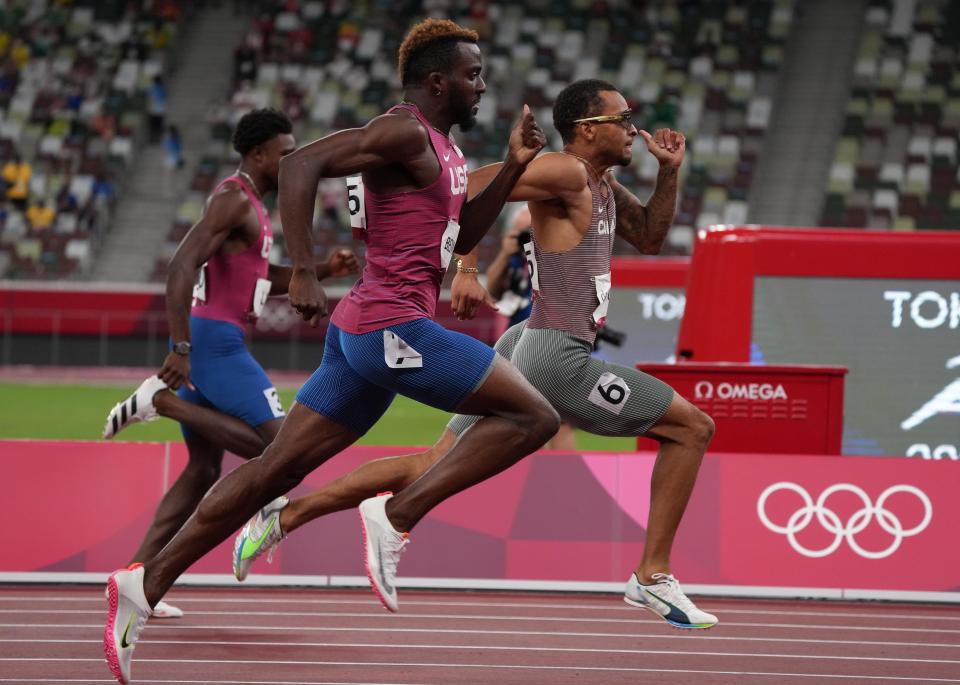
[{"xmin": 3, "ymin": 440, "xmax": 957, "ymax": 595}]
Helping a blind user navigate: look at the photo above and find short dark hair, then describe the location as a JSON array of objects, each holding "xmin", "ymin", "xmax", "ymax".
[
  {"xmin": 232, "ymin": 108, "xmax": 293, "ymax": 156},
  {"xmin": 553, "ymin": 79, "xmax": 619, "ymax": 143},
  {"xmin": 398, "ymin": 18, "xmax": 479, "ymax": 86}
]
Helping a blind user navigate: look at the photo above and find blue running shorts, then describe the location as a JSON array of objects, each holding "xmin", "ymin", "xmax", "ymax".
[
  {"xmin": 296, "ymin": 318, "xmax": 497, "ymax": 436},
  {"xmin": 176, "ymin": 316, "xmax": 285, "ymax": 438}
]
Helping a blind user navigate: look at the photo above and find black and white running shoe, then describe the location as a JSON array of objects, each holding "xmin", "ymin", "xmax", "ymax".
[{"xmin": 102, "ymin": 375, "xmax": 168, "ymax": 439}]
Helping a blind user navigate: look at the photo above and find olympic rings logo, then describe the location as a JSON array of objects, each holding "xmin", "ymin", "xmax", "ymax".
[{"xmin": 756, "ymin": 482, "xmax": 933, "ymax": 559}]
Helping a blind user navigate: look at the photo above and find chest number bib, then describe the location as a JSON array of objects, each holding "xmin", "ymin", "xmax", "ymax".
[
  {"xmin": 440, "ymin": 218, "xmax": 460, "ymax": 271},
  {"xmin": 251, "ymin": 278, "xmax": 272, "ymax": 317},
  {"xmin": 346, "ymin": 175, "xmax": 366, "ymax": 240},
  {"xmin": 192, "ymin": 263, "xmax": 208, "ymax": 304},
  {"xmin": 592, "ymin": 272, "xmax": 611, "ymax": 326},
  {"xmin": 523, "ymin": 241, "xmax": 540, "ymax": 295}
]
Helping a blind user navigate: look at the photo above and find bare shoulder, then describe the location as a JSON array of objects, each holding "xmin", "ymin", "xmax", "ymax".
[
  {"xmin": 362, "ymin": 109, "xmax": 430, "ymax": 157},
  {"xmin": 203, "ymin": 182, "xmax": 253, "ymax": 228},
  {"xmin": 530, "ymin": 151, "xmax": 589, "ymax": 193}
]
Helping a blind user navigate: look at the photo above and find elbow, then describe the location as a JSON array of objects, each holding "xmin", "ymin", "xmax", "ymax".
[
  {"xmin": 278, "ymin": 153, "xmax": 297, "ymax": 179},
  {"xmin": 280, "ymin": 151, "xmax": 321, "ymax": 181}
]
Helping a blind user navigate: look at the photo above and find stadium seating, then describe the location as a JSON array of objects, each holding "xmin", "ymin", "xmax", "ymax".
[
  {"xmin": 0, "ymin": 1, "xmax": 182, "ymax": 279},
  {"xmin": 157, "ymin": 0, "xmax": 794, "ymax": 280},
  {"xmin": 821, "ymin": 0, "xmax": 960, "ymax": 230}
]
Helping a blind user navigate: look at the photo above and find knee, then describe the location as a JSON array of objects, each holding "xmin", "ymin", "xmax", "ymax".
[
  {"xmin": 257, "ymin": 447, "xmax": 310, "ymax": 497},
  {"xmin": 525, "ymin": 401, "xmax": 562, "ymax": 448},
  {"xmin": 186, "ymin": 459, "xmax": 221, "ymax": 490},
  {"xmin": 686, "ymin": 408, "xmax": 715, "ymax": 450}
]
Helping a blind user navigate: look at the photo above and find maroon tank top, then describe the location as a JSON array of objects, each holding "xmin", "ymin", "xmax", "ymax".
[
  {"xmin": 191, "ymin": 174, "xmax": 273, "ymax": 329},
  {"xmin": 332, "ymin": 103, "xmax": 469, "ymax": 333}
]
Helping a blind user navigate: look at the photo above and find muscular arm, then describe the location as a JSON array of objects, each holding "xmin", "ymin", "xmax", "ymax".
[
  {"xmin": 165, "ymin": 188, "xmax": 250, "ymax": 343},
  {"xmin": 278, "ymin": 113, "xmax": 429, "ymax": 271},
  {"xmin": 466, "ymin": 153, "xmax": 587, "ymax": 204},
  {"xmin": 609, "ymin": 165, "xmax": 678, "ymax": 255},
  {"xmin": 267, "ymin": 248, "xmax": 360, "ymax": 295},
  {"xmin": 456, "ymin": 158, "xmax": 526, "ymax": 253},
  {"xmin": 455, "ymin": 105, "xmax": 546, "ymax": 254}
]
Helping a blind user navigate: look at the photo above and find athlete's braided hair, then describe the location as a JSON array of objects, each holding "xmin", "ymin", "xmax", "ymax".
[
  {"xmin": 553, "ymin": 79, "xmax": 618, "ymax": 143},
  {"xmin": 398, "ymin": 18, "xmax": 479, "ymax": 87},
  {"xmin": 232, "ymin": 108, "xmax": 293, "ymax": 156}
]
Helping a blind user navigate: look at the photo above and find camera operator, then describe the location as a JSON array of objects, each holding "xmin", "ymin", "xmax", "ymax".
[{"xmin": 485, "ymin": 205, "xmax": 533, "ymax": 327}]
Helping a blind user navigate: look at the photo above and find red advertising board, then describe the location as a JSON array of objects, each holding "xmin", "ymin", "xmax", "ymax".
[{"xmin": 636, "ymin": 362, "xmax": 847, "ymax": 454}]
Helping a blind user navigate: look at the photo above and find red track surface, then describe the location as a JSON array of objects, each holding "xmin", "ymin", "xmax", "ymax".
[{"xmin": 1, "ymin": 584, "xmax": 958, "ymax": 684}]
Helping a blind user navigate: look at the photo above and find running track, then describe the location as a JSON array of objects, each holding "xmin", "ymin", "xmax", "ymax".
[{"xmin": 1, "ymin": 586, "xmax": 958, "ymax": 684}]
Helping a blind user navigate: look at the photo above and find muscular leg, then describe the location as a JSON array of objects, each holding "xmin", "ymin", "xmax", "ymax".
[
  {"xmin": 634, "ymin": 393, "xmax": 714, "ymax": 583},
  {"xmin": 281, "ymin": 429, "xmax": 457, "ymax": 534},
  {"xmin": 385, "ymin": 356, "xmax": 560, "ymax": 532},
  {"xmin": 129, "ymin": 417, "xmax": 283, "ymax": 563},
  {"xmin": 129, "ymin": 433, "xmax": 224, "ymax": 564},
  {"xmin": 154, "ymin": 391, "xmax": 278, "ymax": 459},
  {"xmin": 141, "ymin": 404, "xmax": 358, "ymax": 606}
]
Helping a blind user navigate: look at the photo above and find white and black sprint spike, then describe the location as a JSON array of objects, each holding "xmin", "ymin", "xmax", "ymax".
[{"xmin": 102, "ymin": 375, "xmax": 168, "ymax": 439}]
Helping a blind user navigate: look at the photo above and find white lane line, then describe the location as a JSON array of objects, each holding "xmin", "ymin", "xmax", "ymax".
[
  {"xmin": 2, "ymin": 595, "xmax": 957, "ymax": 622},
  {"xmin": 1, "ymin": 659, "xmax": 958, "ymax": 682},
  {"xmin": 3, "ymin": 640, "xmax": 959, "ymax": 664},
  {"xmin": 2, "ymin": 626, "xmax": 957, "ymax": 649},
  {"xmin": 0, "ymin": 610, "xmax": 957, "ymax": 634}
]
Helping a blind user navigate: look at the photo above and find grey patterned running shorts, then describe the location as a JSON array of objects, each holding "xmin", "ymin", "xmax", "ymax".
[{"xmin": 449, "ymin": 322, "xmax": 674, "ymax": 437}]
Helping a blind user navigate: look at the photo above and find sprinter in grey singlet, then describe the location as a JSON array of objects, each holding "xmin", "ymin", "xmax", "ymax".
[{"xmin": 234, "ymin": 80, "xmax": 720, "ymax": 629}]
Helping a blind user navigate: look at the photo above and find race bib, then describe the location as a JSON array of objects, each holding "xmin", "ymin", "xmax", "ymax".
[
  {"xmin": 592, "ymin": 272, "xmax": 611, "ymax": 326},
  {"xmin": 588, "ymin": 371, "xmax": 631, "ymax": 415},
  {"xmin": 251, "ymin": 277, "xmax": 272, "ymax": 317},
  {"xmin": 262, "ymin": 387, "xmax": 285, "ymax": 418},
  {"xmin": 192, "ymin": 263, "xmax": 208, "ymax": 304},
  {"xmin": 440, "ymin": 218, "xmax": 460, "ymax": 271},
  {"xmin": 523, "ymin": 241, "xmax": 540, "ymax": 295},
  {"xmin": 346, "ymin": 175, "xmax": 366, "ymax": 240},
  {"xmin": 384, "ymin": 330, "xmax": 423, "ymax": 369}
]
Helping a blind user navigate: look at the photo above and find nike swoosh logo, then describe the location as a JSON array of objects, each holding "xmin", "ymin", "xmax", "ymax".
[
  {"xmin": 443, "ymin": 151, "xmax": 451, "ymax": 161},
  {"xmin": 240, "ymin": 518, "xmax": 276, "ymax": 560},
  {"xmin": 120, "ymin": 612, "xmax": 136, "ymax": 649}
]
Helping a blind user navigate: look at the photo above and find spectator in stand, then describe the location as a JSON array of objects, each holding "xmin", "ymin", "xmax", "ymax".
[
  {"xmin": 3, "ymin": 205, "xmax": 27, "ymax": 241},
  {"xmin": 57, "ymin": 176, "xmax": 79, "ymax": 214},
  {"xmin": 148, "ymin": 75, "xmax": 168, "ymax": 143},
  {"xmin": 92, "ymin": 172, "xmax": 116, "ymax": 204},
  {"xmin": 26, "ymin": 197, "xmax": 55, "ymax": 231},
  {"xmin": 90, "ymin": 108, "xmax": 117, "ymax": 140},
  {"xmin": 163, "ymin": 125, "xmax": 183, "ymax": 170},
  {"xmin": 2, "ymin": 152, "xmax": 31, "ymax": 211},
  {"xmin": 234, "ymin": 38, "xmax": 258, "ymax": 83}
]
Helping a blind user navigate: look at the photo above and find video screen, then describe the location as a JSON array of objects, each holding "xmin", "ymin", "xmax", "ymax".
[
  {"xmin": 596, "ymin": 287, "xmax": 685, "ymax": 367},
  {"xmin": 752, "ymin": 277, "xmax": 959, "ymax": 460}
]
